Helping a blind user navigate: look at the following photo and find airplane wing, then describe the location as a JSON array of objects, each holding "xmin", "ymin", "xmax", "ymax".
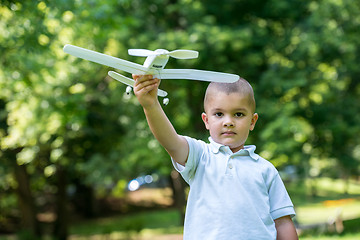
[
  {"xmin": 63, "ymin": 44, "xmax": 239, "ymax": 83},
  {"xmin": 63, "ymin": 44, "xmax": 149, "ymax": 74},
  {"xmin": 158, "ymin": 69, "xmax": 239, "ymax": 83},
  {"xmin": 108, "ymin": 71, "xmax": 168, "ymax": 97}
]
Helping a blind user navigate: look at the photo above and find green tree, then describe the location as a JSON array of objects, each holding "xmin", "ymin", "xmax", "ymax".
[{"xmin": 1, "ymin": 0, "xmax": 359, "ymax": 239}]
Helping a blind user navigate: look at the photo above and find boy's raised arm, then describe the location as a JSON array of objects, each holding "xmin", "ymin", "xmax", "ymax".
[{"xmin": 133, "ymin": 74, "xmax": 189, "ymax": 166}]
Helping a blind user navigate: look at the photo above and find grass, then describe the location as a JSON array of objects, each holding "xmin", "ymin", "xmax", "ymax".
[
  {"xmin": 69, "ymin": 209, "xmax": 183, "ymax": 237},
  {"xmin": 0, "ymin": 210, "xmax": 183, "ymax": 240},
  {"xmin": 1, "ymin": 177, "xmax": 360, "ymax": 239},
  {"xmin": 298, "ymin": 217, "xmax": 360, "ymax": 239},
  {"xmin": 300, "ymin": 233, "xmax": 360, "ymax": 240},
  {"xmin": 66, "ymin": 177, "xmax": 360, "ymax": 239},
  {"xmin": 287, "ymin": 178, "xmax": 360, "ymax": 225},
  {"xmin": 295, "ymin": 199, "xmax": 360, "ymax": 225}
]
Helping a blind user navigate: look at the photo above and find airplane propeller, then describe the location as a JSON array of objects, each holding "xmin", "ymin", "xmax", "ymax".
[{"xmin": 128, "ymin": 49, "xmax": 199, "ymax": 59}]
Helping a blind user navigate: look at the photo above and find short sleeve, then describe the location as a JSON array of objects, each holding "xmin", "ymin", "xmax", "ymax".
[
  {"xmin": 171, "ymin": 136, "xmax": 205, "ymax": 184},
  {"xmin": 268, "ymin": 173, "xmax": 296, "ymax": 219}
]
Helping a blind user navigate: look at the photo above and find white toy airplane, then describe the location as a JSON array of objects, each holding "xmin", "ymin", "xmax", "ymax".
[{"xmin": 63, "ymin": 44, "xmax": 239, "ymax": 105}]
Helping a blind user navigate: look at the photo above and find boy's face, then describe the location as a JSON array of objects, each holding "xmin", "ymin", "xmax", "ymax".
[{"xmin": 202, "ymin": 91, "xmax": 258, "ymax": 153}]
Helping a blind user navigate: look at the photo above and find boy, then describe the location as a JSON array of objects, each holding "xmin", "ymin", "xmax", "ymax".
[{"xmin": 132, "ymin": 74, "xmax": 298, "ymax": 240}]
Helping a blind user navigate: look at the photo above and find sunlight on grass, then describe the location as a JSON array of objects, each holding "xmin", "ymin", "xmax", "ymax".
[
  {"xmin": 300, "ymin": 233, "xmax": 360, "ymax": 240},
  {"xmin": 296, "ymin": 199, "xmax": 360, "ymax": 225},
  {"xmin": 287, "ymin": 177, "xmax": 360, "ymax": 225}
]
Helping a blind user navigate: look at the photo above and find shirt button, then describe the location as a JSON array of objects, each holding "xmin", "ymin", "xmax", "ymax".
[{"xmin": 228, "ymin": 163, "xmax": 233, "ymax": 169}]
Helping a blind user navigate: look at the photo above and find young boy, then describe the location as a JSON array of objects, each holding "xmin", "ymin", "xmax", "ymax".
[{"xmin": 132, "ymin": 74, "xmax": 298, "ymax": 240}]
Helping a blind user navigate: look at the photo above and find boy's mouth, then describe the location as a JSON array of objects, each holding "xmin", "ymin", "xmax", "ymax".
[{"xmin": 222, "ymin": 131, "xmax": 236, "ymax": 136}]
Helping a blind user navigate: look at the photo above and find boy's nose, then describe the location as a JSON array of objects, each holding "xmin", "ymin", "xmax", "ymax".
[
  {"xmin": 223, "ymin": 117, "xmax": 234, "ymax": 127},
  {"xmin": 224, "ymin": 122, "xmax": 234, "ymax": 127}
]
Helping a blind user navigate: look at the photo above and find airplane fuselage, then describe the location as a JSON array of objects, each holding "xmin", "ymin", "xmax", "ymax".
[{"xmin": 143, "ymin": 49, "xmax": 170, "ymax": 70}]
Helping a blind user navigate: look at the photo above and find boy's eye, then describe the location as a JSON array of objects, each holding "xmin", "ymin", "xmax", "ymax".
[
  {"xmin": 235, "ymin": 112, "xmax": 244, "ymax": 117},
  {"xmin": 215, "ymin": 112, "xmax": 223, "ymax": 117}
]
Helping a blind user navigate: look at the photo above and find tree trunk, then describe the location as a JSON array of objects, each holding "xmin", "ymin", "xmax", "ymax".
[
  {"xmin": 72, "ymin": 180, "xmax": 97, "ymax": 218},
  {"xmin": 53, "ymin": 165, "xmax": 68, "ymax": 240},
  {"xmin": 13, "ymin": 161, "xmax": 41, "ymax": 238},
  {"xmin": 170, "ymin": 170, "xmax": 186, "ymax": 224}
]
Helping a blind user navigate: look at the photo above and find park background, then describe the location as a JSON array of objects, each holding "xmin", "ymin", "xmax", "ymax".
[{"xmin": 1, "ymin": 0, "xmax": 360, "ymax": 239}]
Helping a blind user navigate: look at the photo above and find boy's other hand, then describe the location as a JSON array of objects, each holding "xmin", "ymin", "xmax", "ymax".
[{"xmin": 132, "ymin": 74, "xmax": 160, "ymax": 109}]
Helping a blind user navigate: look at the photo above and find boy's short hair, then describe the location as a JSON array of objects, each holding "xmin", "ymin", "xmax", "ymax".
[{"xmin": 204, "ymin": 77, "xmax": 256, "ymax": 113}]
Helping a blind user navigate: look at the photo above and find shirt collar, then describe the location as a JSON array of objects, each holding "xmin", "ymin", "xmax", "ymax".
[{"xmin": 208, "ymin": 137, "xmax": 259, "ymax": 161}]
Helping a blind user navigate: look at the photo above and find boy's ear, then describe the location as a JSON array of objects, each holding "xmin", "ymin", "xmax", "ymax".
[
  {"xmin": 250, "ymin": 113, "xmax": 258, "ymax": 131},
  {"xmin": 201, "ymin": 112, "xmax": 210, "ymax": 130}
]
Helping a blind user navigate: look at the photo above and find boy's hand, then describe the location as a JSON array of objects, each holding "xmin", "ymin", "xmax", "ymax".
[{"xmin": 132, "ymin": 74, "xmax": 160, "ymax": 109}]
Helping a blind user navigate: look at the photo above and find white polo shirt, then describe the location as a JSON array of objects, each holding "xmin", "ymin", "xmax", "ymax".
[{"xmin": 172, "ymin": 136, "xmax": 295, "ymax": 240}]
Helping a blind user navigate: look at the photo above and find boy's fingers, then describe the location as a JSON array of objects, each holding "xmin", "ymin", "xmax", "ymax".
[
  {"xmin": 135, "ymin": 76, "xmax": 158, "ymax": 87},
  {"xmin": 134, "ymin": 77, "xmax": 159, "ymax": 91},
  {"xmin": 133, "ymin": 74, "xmax": 154, "ymax": 82},
  {"xmin": 137, "ymin": 82, "xmax": 158, "ymax": 94}
]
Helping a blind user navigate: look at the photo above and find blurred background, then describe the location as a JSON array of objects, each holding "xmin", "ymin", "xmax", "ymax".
[{"xmin": 0, "ymin": 0, "xmax": 359, "ymax": 239}]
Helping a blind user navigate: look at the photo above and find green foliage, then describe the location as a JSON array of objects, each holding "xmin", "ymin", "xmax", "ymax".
[{"xmin": 0, "ymin": 0, "xmax": 359, "ymax": 236}]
